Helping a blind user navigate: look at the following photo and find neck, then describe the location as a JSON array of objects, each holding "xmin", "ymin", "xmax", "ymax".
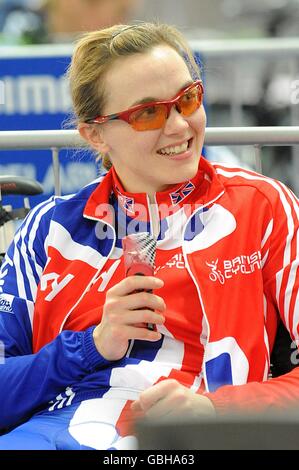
[{"xmin": 112, "ymin": 168, "xmax": 169, "ymax": 201}]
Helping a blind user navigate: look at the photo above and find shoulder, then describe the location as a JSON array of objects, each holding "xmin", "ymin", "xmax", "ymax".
[
  {"xmin": 27, "ymin": 177, "xmax": 104, "ymax": 232},
  {"xmin": 212, "ymin": 162, "xmax": 295, "ymax": 207}
]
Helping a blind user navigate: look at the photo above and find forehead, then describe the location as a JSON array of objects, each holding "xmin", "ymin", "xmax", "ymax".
[{"xmin": 102, "ymin": 45, "xmax": 192, "ymax": 111}]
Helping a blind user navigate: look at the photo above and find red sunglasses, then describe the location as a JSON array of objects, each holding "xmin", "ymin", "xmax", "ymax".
[{"xmin": 86, "ymin": 80, "xmax": 204, "ymax": 131}]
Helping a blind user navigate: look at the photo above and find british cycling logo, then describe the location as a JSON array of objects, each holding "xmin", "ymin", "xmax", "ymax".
[
  {"xmin": 155, "ymin": 253, "xmax": 185, "ymax": 274},
  {"xmin": 206, "ymin": 251, "xmax": 262, "ymax": 284},
  {"xmin": 0, "ymin": 295, "xmax": 13, "ymax": 313},
  {"xmin": 206, "ymin": 259, "xmax": 225, "ymax": 284}
]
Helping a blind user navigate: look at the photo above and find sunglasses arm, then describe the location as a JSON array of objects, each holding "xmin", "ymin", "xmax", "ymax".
[{"xmin": 89, "ymin": 113, "xmax": 120, "ymax": 124}]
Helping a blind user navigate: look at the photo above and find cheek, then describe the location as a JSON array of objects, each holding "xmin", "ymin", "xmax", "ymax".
[
  {"xmin": 132, "ymin": 132, "xmax": 161, "ymax": 158},
  {"xmin": 193, "ymin": 108, "xmax": 206, "ymax": 133},
  {"xmin": 107, "ymin": 129, "xmax": 159, "ymax": 164},
  {"xmin": 102, "ymin": 126, "xmax": 132, "ymax": 154}
]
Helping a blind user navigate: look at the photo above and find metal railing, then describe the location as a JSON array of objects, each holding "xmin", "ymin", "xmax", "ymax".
[
  {"xmin": 190, "ymin": 37, "xmax": 299, "ymax": 57},
  {"xmin": 2, "ymin": 37, "xmax": 299, "ymax": 126},
  {"xmin": 1, "ymin": 127, "xmax": 299, "ymax": 196}
]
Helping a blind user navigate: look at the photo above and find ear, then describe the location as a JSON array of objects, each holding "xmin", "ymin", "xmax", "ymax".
[{"xmin": 78, "ymin": 123, "xmax": 110, "ymax": 154}]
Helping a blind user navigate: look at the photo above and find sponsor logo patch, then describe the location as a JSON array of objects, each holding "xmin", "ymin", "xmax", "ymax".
[
  {"xmin": 206, "ymin": 251, "xmax": 262, "ymax": 285},
  {"xmin": 0, "ymin": 295, "xmax": 14, "ymax": 313}
]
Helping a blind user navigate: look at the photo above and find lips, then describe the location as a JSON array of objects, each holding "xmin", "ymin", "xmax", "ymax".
[{"xmin": 157, "ymin": 138, "xmax": 192, "ymax": 156}]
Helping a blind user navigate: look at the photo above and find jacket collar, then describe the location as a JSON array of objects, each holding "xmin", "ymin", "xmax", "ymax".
[{"xmin": 83, "ymin": 157, "xmax": 225, "ymax": 223}]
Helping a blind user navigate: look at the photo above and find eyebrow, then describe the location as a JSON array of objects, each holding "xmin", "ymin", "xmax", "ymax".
[{"xmin": 130, "ymin": 80, "xmax": 193, "ymax": 107}]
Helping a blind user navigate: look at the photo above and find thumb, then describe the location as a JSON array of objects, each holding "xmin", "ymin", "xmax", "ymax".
[{"xmin": 131, "ymin": 400, "xmax": 143, "ymax": 412}]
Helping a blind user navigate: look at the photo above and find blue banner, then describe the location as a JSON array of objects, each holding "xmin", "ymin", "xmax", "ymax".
[{"xmin": 0, "ymin": 46, "xmax": 97, "ymax": 208}]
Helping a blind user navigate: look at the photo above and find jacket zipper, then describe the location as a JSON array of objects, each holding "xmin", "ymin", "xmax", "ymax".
[{"xmin": 147, "ymin": 194, "xmax": 160, "ymax": 239}]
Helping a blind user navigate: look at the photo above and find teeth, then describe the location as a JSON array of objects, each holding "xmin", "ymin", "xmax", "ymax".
[{"xmin": 158, "ymin": 142, "xmax": 188, "ymax": 155}]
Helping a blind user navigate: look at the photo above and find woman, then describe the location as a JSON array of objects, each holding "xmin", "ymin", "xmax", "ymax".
[{"xmin": 0, "ymin": 22, "xmax": 298, "ymax": 450}]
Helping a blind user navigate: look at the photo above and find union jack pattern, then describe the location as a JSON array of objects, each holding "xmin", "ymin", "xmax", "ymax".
[
  {"xmin": 117, "ymin": 194, "xmax": 135, "ymax": 214},
  {"xmin": 169, "ymin": 181, "xmax": 195, "ymax": 205},
  {"xmin": 114, "ymin": 184, "xmax": 135, "ymax": 214},
  {"xmin": 0, "ymin": 158, "xmax": 299, "ymax": 449}
]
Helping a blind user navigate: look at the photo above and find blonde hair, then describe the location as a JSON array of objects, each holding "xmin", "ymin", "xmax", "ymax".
[{"xmin": 67, "ymin": 22, "xmax": 201, "ymax": 170}]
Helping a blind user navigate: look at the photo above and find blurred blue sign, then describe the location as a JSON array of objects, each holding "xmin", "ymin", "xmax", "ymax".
[{"xmin": 0, "ymin": 45, "xmax": 97, "ymax": 208}]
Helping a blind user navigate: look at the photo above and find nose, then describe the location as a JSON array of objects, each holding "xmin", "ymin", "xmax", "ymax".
[{"xmin": 163, "ymin": 105, "xmax": 189, "ymax": 135}]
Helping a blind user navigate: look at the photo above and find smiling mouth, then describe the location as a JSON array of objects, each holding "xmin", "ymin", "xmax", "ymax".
[{"xmin": 157, "ymin": 138, "xmax": 193, "ymax": 156}]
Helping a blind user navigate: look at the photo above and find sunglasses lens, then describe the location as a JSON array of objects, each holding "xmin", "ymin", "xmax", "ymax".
[
  {"xmin": 129, "ymin": 105, "xmax": 167, "ymax": 131},
  {"xmin": 178, "ymin": 85, "xmax": 202, "ymax": 117}
]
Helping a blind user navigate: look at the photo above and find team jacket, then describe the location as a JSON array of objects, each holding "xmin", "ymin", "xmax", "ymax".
[{"xmin": 0, "ymin": 157, "xmax": 299, "ymax": 431}]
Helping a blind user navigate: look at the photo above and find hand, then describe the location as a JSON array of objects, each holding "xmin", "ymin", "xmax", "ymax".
[
  {"xmin": 131, "ymin": 379, "xmax": 216, "ymax": 419},
  {"xmin": 93, "ymin": 276, "xmax": 165, "ymax": 361}
]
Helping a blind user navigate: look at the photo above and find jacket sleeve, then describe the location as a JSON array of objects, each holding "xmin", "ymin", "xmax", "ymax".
[
  {"xmin": 205, "ymin": 180, "xmax": 299, "ymax": 414},
  {"xmin": 0, "ymin": 198, "xmax": 110, "ymax": 431},
  {"xmin": 205, "ymin": 368, "xmax": 299, "ymax": 414}
]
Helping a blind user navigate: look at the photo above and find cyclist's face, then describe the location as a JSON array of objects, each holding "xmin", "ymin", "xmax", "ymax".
[{"xmin": 96, "ymin": 45, "xmax": 206, "ymax": 196}]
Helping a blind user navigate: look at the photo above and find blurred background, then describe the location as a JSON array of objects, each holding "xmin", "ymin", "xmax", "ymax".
[{"xmin": 1, "ymin": 0, "xmax": 299, "ymax": 208}]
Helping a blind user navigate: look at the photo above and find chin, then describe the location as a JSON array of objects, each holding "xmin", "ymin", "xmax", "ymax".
[{"xmin": 174, "ymin": 162, "xmax": 199, "ymax": 183}]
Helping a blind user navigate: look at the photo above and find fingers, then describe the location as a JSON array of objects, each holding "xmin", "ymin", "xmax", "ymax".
[
  {"xmin": 96, "ymin": 276, "xmax": 166, "ymax": 361},
  {"xmin": 108, "ymin": 276, "xmax": 164, "ymax": 297},
  {"xmin": 119, "ymin": 291, "xmax": 166, "ymax": 312},
  {"xmin": 142, "ymin": 396, "xmax": 176, "ymax": 419},
  {"xmin": 131, "ymin": 380, "xmax": 216, "ymax": 419},
  {"xmin": 131, "ymin": 380, "xmax": 179, "ymax": 413},
  {"xmin": 131, "ymin": 400, "xmax": 143, "ymax": 413},
  {"xmin": 105, "ymin": 277, "xmax": 166, "ymax": 320},
  {"xmin": 105, "ymin": 309, "xmax": 165, "ymax": 328},
  {"xmin": 122, "ymin": 324, "xmax": 162, "ymax": 342},
  {"xmin": 120, "ymin": 309, "xmax": 165, "ymax": 326}
]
